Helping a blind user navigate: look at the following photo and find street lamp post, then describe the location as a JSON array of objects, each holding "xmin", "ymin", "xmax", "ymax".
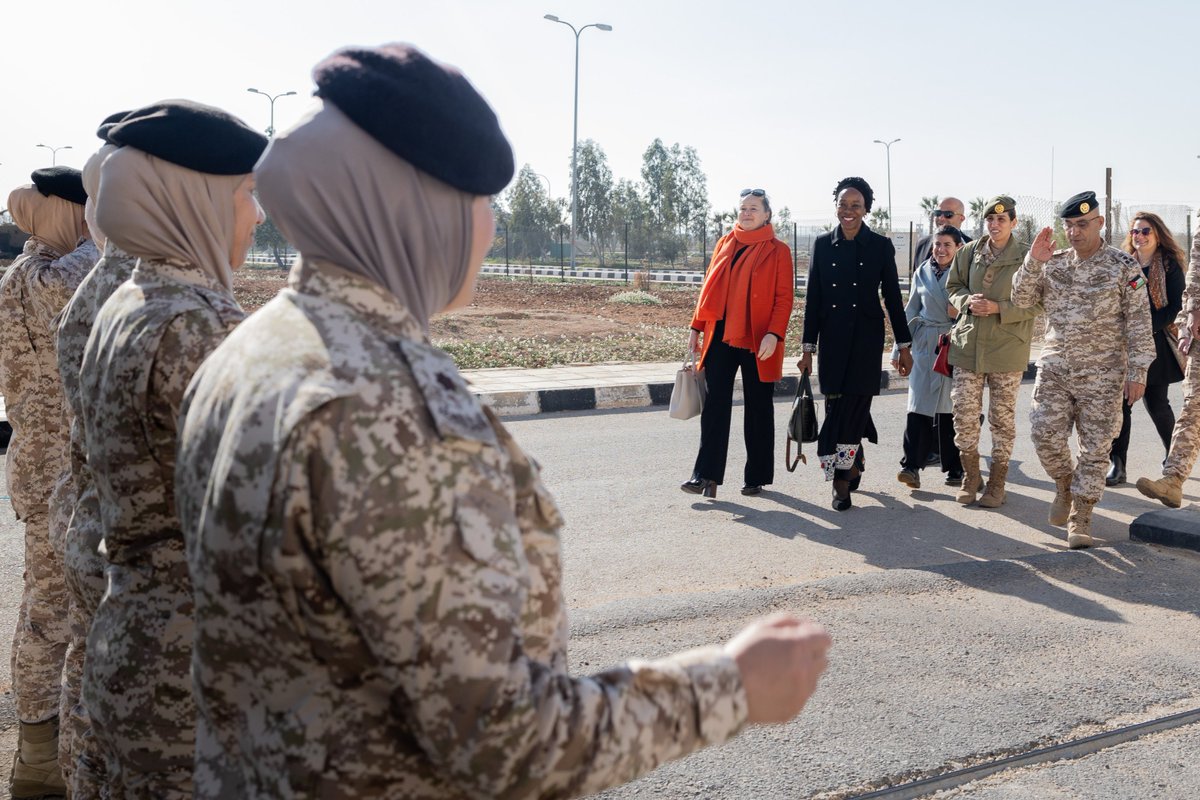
[
  {"xmin": 246, "ymin": 88, "xmax": 297, "ymax": 138},
  {"xmin": 544, "ymin": 13, "xmax": 612, "ymax": 271},
  {"xmin": 36, "ymin": 144, "xmax": 72, "ymax": 166},
  {"xmin": 872, "ymin": 138, "xmax": 900, "ymax": 234}
]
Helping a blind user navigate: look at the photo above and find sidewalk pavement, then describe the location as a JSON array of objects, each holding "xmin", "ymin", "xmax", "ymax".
[{"xmin": 464, "ymin": 355, "xmax": 1039, "ymax": 417}]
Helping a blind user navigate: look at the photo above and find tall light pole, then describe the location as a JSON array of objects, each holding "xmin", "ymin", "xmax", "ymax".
[
  {"xmin": 36, "ymin": 144, "xmax": 72, "ymax": 166},
  {"xmin": 872, "ymin": 138, "xmax": 900, "ymax": 234},
  {"xmin": 247, "ymin": 88, "xmax": 297, "ymax": 138},
  {"xmin": 544, "ymin": 13, "xmax": 612, "ymax": 270}
]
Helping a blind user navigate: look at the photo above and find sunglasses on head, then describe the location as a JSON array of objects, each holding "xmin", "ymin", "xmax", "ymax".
[
  {"xmin": 932, "ymin": 210, "xmax": 958, "ymax": 218},
  {"xmin": 1130, "ymin": 226, "xmax": 1153, "ymax": 237},
  {"xmin": 740, "ymin": 188, "xmax": 766, "ymax": 197}
]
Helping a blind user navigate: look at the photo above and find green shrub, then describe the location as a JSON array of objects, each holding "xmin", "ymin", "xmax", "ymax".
[{"xmin": 608, "ymin": 290, "xmax": 663, "ymax": 306}]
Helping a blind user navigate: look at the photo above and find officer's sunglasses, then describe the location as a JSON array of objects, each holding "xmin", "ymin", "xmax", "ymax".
[{"xmin": 932, "ymin": 210, "xmax": 959, "ymax": 218}]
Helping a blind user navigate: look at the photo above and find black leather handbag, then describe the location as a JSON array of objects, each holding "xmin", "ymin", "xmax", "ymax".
[{"xmin": 786, "ymin": 371, "xmax": 819, "ymax": 472}]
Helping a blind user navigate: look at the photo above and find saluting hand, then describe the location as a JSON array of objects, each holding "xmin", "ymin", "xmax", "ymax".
[
  {"xmin": 757, "ymin": 335, "xmax": 777, "ymax": 361},
  {"xmin": 1031, "ymin": 227, "xmax": 1056, "ymax": 261}
]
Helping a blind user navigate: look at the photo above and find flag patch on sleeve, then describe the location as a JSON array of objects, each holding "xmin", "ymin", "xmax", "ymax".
[{"xmin": 1129, "ymin": 274, "xmax": 1147, "ymax": 291}]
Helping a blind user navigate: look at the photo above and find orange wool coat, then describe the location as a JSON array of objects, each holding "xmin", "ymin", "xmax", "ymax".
[{"xmin": 691, "ymin": 229, "xmax": 795, "ymax": 382}]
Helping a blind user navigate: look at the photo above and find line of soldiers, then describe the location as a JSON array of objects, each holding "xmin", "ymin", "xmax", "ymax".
[{"xmin": 1, "ymin": 44, "xmax": 832, "ymax": 799}]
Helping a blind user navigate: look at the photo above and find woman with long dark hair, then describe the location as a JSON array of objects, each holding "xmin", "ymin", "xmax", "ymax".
[{"xmin": 1107, "ymin": 211, "xmax": 1186, "ymax": 484}]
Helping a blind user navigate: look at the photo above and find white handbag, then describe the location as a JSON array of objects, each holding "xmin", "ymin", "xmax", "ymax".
[{"xmin": 669, "ymin": 353, "xmax": 706, "ymax": 420}]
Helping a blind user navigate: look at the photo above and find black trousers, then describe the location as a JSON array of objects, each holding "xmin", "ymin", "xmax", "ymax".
[
  {"xmin": 901, "ymin": 412, "xmax": 962, "ymax": 474},
  {"xmin": 693, "ymin": 326, "xmax": 775, "ymax": 486},
  {"xmin": 1110, "ymin": 381, "xmax": 1174, "ymax": 462}
]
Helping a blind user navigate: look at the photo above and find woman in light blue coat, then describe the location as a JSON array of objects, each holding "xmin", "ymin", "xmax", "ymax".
[{"xmin": 892, "ymin": 226, "xmax": 964, "ymax": 489}]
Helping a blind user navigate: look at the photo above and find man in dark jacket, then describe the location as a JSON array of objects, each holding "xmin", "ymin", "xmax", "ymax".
[{"xmin": 912, "ymin": 197, "xmax": 972, "ymax": 271}]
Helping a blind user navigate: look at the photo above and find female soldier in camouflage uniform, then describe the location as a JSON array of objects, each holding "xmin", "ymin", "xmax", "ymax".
[{"xmin": 76, "ymin": 101, "xmax": 265, "ymax": 797}]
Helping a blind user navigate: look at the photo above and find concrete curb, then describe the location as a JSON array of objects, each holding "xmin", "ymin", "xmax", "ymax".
[
  {"xmin": 1129, "ymin": 508, "xmax": 1200, "ymax": 553},
  {"xmin": 476, "ymin": 361, "xmax": 1040, "ymax": 417}
]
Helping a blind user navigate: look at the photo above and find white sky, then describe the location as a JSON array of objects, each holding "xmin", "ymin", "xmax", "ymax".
[{"xmin": 4, "ymin": 0, "xmax": 1198, "ymax": 227}]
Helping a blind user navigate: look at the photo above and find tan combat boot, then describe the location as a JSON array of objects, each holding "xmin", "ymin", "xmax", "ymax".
[
  {"xmin": 1067, "ymin": 498, "xmax": 1096, "ymax": 549},
  {"xmin": 1048, "ymin": 475, "xmax": 1073, "ymax": 527},
  {"xmin": 978, "ymin": 460, "xmax": 1008, "ymax": 508},
  {"xmin": 957, "ymin": 449, "xmax": 982, "ymax": 505},
  {"xmin": 1135, "ymin": 474, "xmax": 1184, "ymax": 508},
  {"xmin": 10, "ymin": 718, "xmax": 65, "ymax": 799}
]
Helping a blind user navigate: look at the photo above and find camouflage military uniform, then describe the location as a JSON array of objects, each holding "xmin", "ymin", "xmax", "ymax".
[
  {"xmin": 0, "ymin": 236, "xmax": 99, "ymax": 732},
  {"xmin": 55, "ymin": 241, "xmax": 139, "ymax": 799},
  {"xmin": 175, "ymin": 260, "xmax": 747, "ymax": 800},
  {"xmin": 1012, "ymin": 244, "xmax": 1155, "ymax": 503},
  {"xmin": 1161, "ymin": 233, "xmax": 1200, "ymax": 481},
  {"xmin": 78, "ymin": 259, "xmax": 244, "ymax": 798}
]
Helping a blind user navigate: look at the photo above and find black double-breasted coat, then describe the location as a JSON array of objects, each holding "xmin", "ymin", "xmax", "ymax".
[{"xmin": 802, "ymin": 224, "xmax": 912, "ymax": 396}]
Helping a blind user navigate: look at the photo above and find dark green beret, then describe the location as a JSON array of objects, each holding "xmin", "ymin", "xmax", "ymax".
[
  {"xmin": 313, "ymin": 43, "xmax": 515, "ymax": 195},
  {"xmin": 983, "ymin": 195, "xmax": 1016, "ymax": 216},
  {"xmin": 108, "ymin": 99, "xmax": 268, "ymax": 175},
  {"xmin": 96, "ymin": 110, "xmax": 131, "ymax": 144},
  {"xmin": 31, "ymin": 166, "xmax": 87, "ymax": 205},
  {"xmin": 1060, "ymin": 191, "xmax": 1099, "ymax": 218}
]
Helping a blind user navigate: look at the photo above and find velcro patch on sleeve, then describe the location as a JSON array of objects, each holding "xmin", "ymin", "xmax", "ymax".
[{"xmin": 1128, "ymin": 274, "xmax": 1147, "ymax": 291}]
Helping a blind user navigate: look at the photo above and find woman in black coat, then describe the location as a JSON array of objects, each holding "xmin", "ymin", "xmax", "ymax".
[
  {"xmin": 797, "ymin": 177, "xmax": 913, "ymax": 510},
  {"xmin": 1106, "ymin": 211, "xmax": 1186, "ymax": 485}
]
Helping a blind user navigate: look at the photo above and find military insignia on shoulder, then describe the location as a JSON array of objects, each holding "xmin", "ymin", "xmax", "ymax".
[{"xmin": 1129, "ymin": 274, "xmax": 1147, "ymax": 291}]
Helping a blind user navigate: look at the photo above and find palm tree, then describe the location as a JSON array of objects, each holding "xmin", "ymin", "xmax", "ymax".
[
  {"xmin": 968, "ymin": 197, "xmax": 988, "ymax": 237},
  {"xmin": 920, "ymin": 196, "xmax": 940, "ymax": 231}
]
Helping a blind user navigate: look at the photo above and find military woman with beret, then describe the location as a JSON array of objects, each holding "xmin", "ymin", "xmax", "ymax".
[
  {"xmin": 175, "ymin": 44, "xmax": 831, "ymax": 799},
  {"xmin": 0, "ymin": 166, "xmax": 99, "ymax": 799},
  {"xmin": 945, "ymin": 195, "xmax": 1037, "ymax": 509},
  {"xmin": 76, "ymin": 100, "xmax": 266, "ymax": 796}
]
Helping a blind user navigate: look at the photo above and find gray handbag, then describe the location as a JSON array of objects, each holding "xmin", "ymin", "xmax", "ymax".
[{"xmin": 669, "ymin": 353, "xmax": 706, "ymax": 420}]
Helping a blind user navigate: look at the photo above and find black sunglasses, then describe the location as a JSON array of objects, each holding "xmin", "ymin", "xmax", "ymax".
[
  {"xmin": 1130, "ymin": 227, "xmax": 1153, "ymax": 237},
  {"xmin": 932, "ymin": 210, "xmax": 959, "ymax": 218},
  {"xmin": 740, "ymin": 188, "xmax": 766, "ymax": 197}
]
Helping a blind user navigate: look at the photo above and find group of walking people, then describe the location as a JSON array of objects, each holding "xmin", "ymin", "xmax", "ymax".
[
  {"xmin": 683, "ymin": 184, "xmax": 1200, "ymax": 550},
  {"xmin": 3, "ymin": 44, "xmax": 832, "ymax": 800}
]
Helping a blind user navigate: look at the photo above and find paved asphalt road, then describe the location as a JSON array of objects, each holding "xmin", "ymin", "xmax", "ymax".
[{"xmin": 0, "ymin": 385, "xmax": 1197, "ymax": 798}]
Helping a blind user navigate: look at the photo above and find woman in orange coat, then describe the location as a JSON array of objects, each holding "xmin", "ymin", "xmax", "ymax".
[{"xmin": 682, "ymin": 189, "xmax": 794, "ymax": 499}]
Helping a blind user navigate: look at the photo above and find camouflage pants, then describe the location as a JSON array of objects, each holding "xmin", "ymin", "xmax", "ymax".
[
  {"xmin": 1030, "ymin": 368, "xmax": 1124, "ymax": 504},
  {"xmin": 951, "ymin": 368, "xmax": 1023, "ymax": 462},
  {"xmin": 84, "ymin": 546, "xmax": 195, "ymax": 799},
  {"xmin": 1164, "ymin": 352, "xmax": 1200, "ymax": 481},
  {"xmin": 11, "ymin": 508, "xmax": 70, "ymax": 723},
  {"xmin": 62, "ymin": 487, "xmax": 112, "ymax": 800}
]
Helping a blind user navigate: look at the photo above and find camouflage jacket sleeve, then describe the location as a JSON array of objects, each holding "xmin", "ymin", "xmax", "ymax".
[
  {"xmin": 287, "ymin": 401, "xmax": 747, "ymax": 800},
  {"xmin": 1120, "ymin": 256, "xmax": 1156, "ymax": 384},
  {"xmin": 27, "ymin": 239, "xmax": 98, "ymax": 338},
  {"xmin": 1010, "ymin": 249, "xmax": 1047, "ymax": 309},
  {"xmin": 1187, "ymin": 223, "xmax": 1200, "ymax": 314}
]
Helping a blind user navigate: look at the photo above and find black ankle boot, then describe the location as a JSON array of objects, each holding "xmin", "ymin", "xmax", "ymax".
[{"xmin": 1105, "ymin": 456, "xmax": 1126, "ymax": 487}]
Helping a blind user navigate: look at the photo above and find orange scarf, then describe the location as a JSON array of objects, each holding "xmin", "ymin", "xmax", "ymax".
[{"xmin": 694, "ymin": 223, "xmax": 777, "ymax": 327}]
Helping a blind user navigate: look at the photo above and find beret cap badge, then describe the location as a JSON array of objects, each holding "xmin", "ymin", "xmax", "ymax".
[
  {"xmin": 1080, "ymin": 202, "xmax": 1090, "ymax": 213},
  {"xmin": 994, "ymin": 204, "xmax": 1004, "ymax": 214}
]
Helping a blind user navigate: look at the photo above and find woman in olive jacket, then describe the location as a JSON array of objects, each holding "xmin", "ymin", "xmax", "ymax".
[{"xmin": 946, "ymin": 195, "xmax": 1040, "ymax": 508}]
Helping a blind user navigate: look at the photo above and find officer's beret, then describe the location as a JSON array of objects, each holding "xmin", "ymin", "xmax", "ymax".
[
  {"xmin": 31, "ymin": 166, "xmax": 87, "ymax": 206},
  {"xmin": 313, "ymin": 43, "xmax": 515, "ymax": 195},
  {"xmin": 96, "ymin": 110, "xmax": 131, "ymax": 144},
  {"xmin": 983, "ymin": 195, "xmax": 1016, "ymax": 217},
  {"xmin": 1060, "ymin": 191, "xmax": 1099, "ymax": 218},
  {"xmin": 107, "ymin": 99, "xmax": 268, "ymax": 175}
]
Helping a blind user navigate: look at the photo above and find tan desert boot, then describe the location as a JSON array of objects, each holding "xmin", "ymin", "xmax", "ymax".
[
  {"xmin": 1067, "ymin": 498, "xmax": 1095, "ymax": 549},
  {"xmin": 1048, "ymin": 475, "xmax": 1072, "ymax": 526},
  {"xmin": 10, "ymin": 718, "xmax": 65, "ymax": 799},
  {"xmin": 957, "ymin": 449, "xmax": 982, "ymax": 505},
  {"xmin": 978, "ymin": 460, "xmax": 1008, "ymax": 508},
  {"xmin": 1135, "ymin": 474, "xmax": 1183, "ymax": 509}
]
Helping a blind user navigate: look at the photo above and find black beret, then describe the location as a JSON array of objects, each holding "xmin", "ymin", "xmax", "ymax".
[
  {"xmin": 96, "ymin": 110, "xmax": 131, "ymax": 144},
  {"xmin": 107, "ymin": 99, "xmax": 268, "ymax": 175},
  {"xmin": 1060, "ymin": 191, "xmax": 1099, "ymax": 218},
  {"xmin": 314, "ymin": 43, "xmax": 514, "ymax": 195},
  {"xmin": 31, "ymin": 166, "xmax": 87, "ymax": 205}
]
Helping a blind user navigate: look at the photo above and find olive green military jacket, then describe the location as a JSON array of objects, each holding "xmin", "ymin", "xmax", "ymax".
[{"xmin": 946, "ymin": 235, "xmax": 1040, "ymax": 374}]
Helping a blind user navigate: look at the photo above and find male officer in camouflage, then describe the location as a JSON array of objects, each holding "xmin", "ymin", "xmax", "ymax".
[
  {"xmin": 0, "ymin": 167, "xmax": 99, "ymax": 798},
  {"xmin": 1012, "ymin": 191, "xmax": 1155, "ymax": 548},
  {"xmin": 1137, "ymin": 217, "xmax": 1200, "ymax": 507}
]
